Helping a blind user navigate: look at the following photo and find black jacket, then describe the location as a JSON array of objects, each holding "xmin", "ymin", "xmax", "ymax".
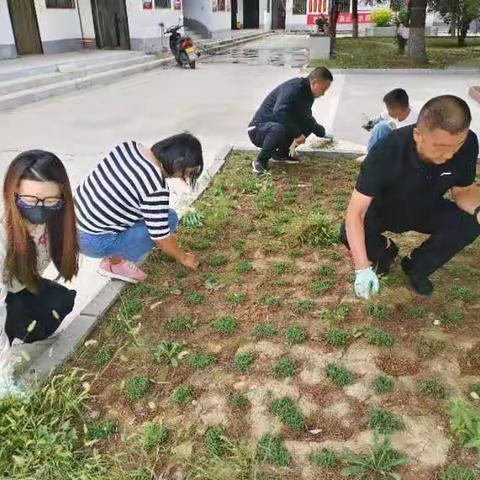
[{"xmin": 249, "ymin": 77, "xmax": 326, "ymax": 139}]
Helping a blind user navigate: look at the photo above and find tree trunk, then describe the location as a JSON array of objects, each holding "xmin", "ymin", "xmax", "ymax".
[
  {"xmin": 408, "ymin": 0, "xmax": 428, "ymax": 64},
  {"xmin": 352, "ymin": 0, "xmax": 359, "ymax": 38},
  {"xmin": 329, "ymin": 0, "xmax": 338, "ymax": 55},
  {"xmin": 458, "ymin": 21, "xmax": 469, "ymax": 46}
]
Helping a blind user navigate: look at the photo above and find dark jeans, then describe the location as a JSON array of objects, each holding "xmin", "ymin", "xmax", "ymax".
[
  {"xmin": 340, "ymin": 199, "xmax": 480, "ymax": 277},
  {"xmin": 248, "ymin": 122, "xmax": 295, "ymax": 165},
  {"xmin": 5, "ymin": 279, "xmax": 76, "ymax": 344}
]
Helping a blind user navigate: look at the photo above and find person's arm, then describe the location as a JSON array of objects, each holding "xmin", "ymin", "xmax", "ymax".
[
  {"xmin": 452, "ymin": 184, "xmax": 480, "ymax": 222},
  {"xmin": 155, "ymin": 236, "xmax": 199, "ymax": 269},
  {"xmin": 303, "ymin": 114, "xmax": 326, "ymax": 138},
  {"xmin": 272, "ymin": 85, "xmax": 303, "ymax": 139}
]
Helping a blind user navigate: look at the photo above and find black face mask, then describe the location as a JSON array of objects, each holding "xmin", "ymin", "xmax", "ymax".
[{"xmin": 16, "ymin": 204, "xmax": 59, "ymax": 225}]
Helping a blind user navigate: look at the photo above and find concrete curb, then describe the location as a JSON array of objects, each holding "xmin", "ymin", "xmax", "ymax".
[{"xmin": 301, "ymin": 65, "xmax": 480, "ymax": 75}]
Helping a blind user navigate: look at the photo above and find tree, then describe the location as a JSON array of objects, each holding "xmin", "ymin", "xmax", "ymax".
[
  {"xmin": 352, "ymin": 0, "xmax": 359, "ymax": 38},
  {"xmin": 408, "ymin": 0, "xmax": 428, "ymax": 64}
]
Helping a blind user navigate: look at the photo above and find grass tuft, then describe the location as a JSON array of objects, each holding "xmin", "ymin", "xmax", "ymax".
[
  {"xmin": 170, "ymin": 384, "xmax": 195, "ymax": 406},
  {"xmin": 252, "ymin": 323, "xmax": 278, "ymax": 339},
  {"xmin": 311, "ymin": 448, "xmax": 340, "ymax": 469},
  {"xmin": 285, "ymin": 325, "xmax": 307, "ymax": 345},
  {"xmin": 85, "ymin": 419, "xmax": 117, "ymax": 441},
  {"xmin": 165, "ymin": 315, "xmax": 196, "ymax": 333},
  {"xmin": 271, "ymin": 357, "xmax": 296, "ymax": 379},
  {"xmin": 142, "ymin": 423, "xmax": 170, "ymax": 450},
  {"xmin": 270, "ymin": 396, "xmax": 305, "ymax": 431},
  {"xmin": 325, "ymin": 363, "xmax": 354, "ymax": 387},
  {"xmin": 418, "ymin": 377, "xmax": 448, "ymax": 400},
  {"xmin": 189, "ymin": 353, "xmax": 216, "ymax": 370},
  {"xmin": 205, "ymin": 427, "xmax": 233, "ymax": 458},
  {"xmin": 214, "ymin": 315, "xmax": 237, "ymax": 335},
  {"xmin": 366, "ymin": 408, "xmax": 405, "ymax": 434},
  {"xmin": 225, "ymin": 292, "xmax": 247, "ymax": 306},
  {"xmin": 371, "ymin": 374, "xmax": 394, "ymax": 395},
  {"xmin": 292, "ymin": 299, "xmax": 316, "ymax": 314},
  {"xmin": 257, "ymin": 434, "xmax": 290, "ymax": 467},
  {"xmin": 367, "ymin": 328, "xmax": 394, "ymax": 348},
  {"xmin": 325, "ymin": 327, "xmax": 349, "ymax": 347},
  {"xmin": 124, "ymin": 375, "xmax": 150, "ymax": 403},
  {"xmin": 234, "ymin": 351, "xmax": 255, "ymax": 373}
]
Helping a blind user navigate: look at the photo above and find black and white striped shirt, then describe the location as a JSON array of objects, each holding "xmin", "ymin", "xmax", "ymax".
[{"xmin": 75, "ymin": 141, "xmax": 171, "ymax": 240}]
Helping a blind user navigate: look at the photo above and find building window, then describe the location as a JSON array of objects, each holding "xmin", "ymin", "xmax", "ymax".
[
  {"xmin": 46, "ymin": 0, "xmax": 75, "ymax": 8},
  {"xmin": 155, "ymin": 0, "xmax": 171, "ymax": 8},
  {"xmin": 292, "ymin": 0, "xmax": 307, "ymax": 15}
]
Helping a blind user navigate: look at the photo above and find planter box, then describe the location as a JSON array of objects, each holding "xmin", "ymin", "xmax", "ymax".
[
  {"xmin": 309, "ymin": 33, "xmax": 331, "ymax": 61},
  {"xmin": 365, "ymin": 26, "xmax": 396, "ymax": 37}
]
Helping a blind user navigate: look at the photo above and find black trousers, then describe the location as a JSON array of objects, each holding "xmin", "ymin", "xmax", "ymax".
[
  {"xmin": 249, "ymin": 122, "xmax": 296, "ymax": 164},
  {"xmin": 340, "ymin": 199, "xmax": 480, "ymax": 277},
  {"xmin": 5, "ymin": 280, "xmax": 76, "ymax": 344}
]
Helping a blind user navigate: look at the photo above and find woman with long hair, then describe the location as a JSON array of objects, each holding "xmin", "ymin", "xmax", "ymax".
[{"xmin": 0, "ymin": 150, "xmax": 79, "ymax": 394}]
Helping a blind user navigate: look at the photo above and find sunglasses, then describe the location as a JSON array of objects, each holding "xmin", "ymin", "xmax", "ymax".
[{"xmin": 15, "ymin": 194, "xmax": 65, "ymax": 210}]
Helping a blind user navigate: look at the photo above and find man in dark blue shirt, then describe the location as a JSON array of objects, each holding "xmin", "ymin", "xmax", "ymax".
[
  {"xmin": 248, "ymin": 67, "xmax": 333, "ymax": 174},
  {"xmin": 342, "ymin": 95, "xmax": 480, "ymax": 298}
]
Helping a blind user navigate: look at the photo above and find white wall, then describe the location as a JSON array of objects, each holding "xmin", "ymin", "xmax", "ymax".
[
  {"xmin": 33, "ymin": 0, "xmax": 82, "ymax": 41},
  {"xmin": 183, "ymin": 0, "xmax": 230, "ymax": 37},
  {"xmin": 285, "ymin": 0, "xmax": 307, "ymax": 30},
  {"xmin": 0, "ymin": 0, "xmax": 15, "ymax": 45},
  {"xmin": 77, "ymin": 0, "xmax": 96, "ymax": 38}
]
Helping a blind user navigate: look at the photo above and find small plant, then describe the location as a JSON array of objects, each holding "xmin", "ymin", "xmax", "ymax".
[
  {"xmin": 289, "ymin": 247, "xmax": 303, "ymax": 258},
  {"xmin": 252, "ymin": 323, "xmax": 278, "ymax": 339},
  {"xmin": 342, "ymin": 435, "xmax": 408, "ymax": 478},
  {"xmin": 209, "ymin": 253, "xmax": 227, "ymax": 267},
  {"xmin": 205, "ymin": 427, "xmax": 233, "ymax": 458},
  {"xmin": 366, "ymin": 408, "xmax": 405, "ymax": 434},
  {"xmin": 469, "ymin": 382, "xmax": 480, "ymax": 398},
  {"xmin": 229, "ymin": 392, "xmax": 248, "ymax": 408},
  {"xmin": 311, "ymin": 448, "xmax": 339, "ymax": 469},
  {"xmin": 367, "ymin": 328, "xmax": 394, "ymax": 348},
  {"xmin": 310, "ymin": 279, "xmax": 333, "ymax": 296},
  {"xmin": 153, "ymin": 341, "xmax": 187, "ymax": 368},
  {"xmin": 142, "ymin": 422, "xmax": 170, "ymax": 450},
  {"xmin": 415, "ymin": 337, "xmax": 445, "ymax": 359},
  {"xmin": 442, "ymin": 307, "xmax": 465, "ymax": 327},
  {"xmin": 234, "ymin": 259, "xmax": 253, "ymax": 274},
  {"xmin": 165, "ymin": 314, "xmax": 196, "ymax": 333},
  {"xmin": 405, "ymin": 305, "xmax": 427, "ymax": 319},
  {"xmin": 315, "ymin": 14, "xmax": 329, "ymax": 34},
  {"xmin": 214, "ymin": 315, "xmax": 237, "ymax": 335},
  {"xmin": 203, "ymin": 272, "xmax": 221, "ymax": 290},
  {"xmin": 226, "ymin": 292, "xmax": 246, "ymax": 306},
  {"xmin": 448, "ymin": 399, "xmax": 480, "ymax": 453},
  {"xmin": 292, "ymin": 299, "xmax": 315, "ymax": 314},
  {"xmin": 321, "ymin": 304, "xmax": 350, "ymax": 323},
  {"xmin": 257, "ymin": 434, "xmax": 290, "ymax": 467},
  {"xmin": 85, "ymin": 419, "xmax": 117, "ymax": 440},
  {"xmin": 270, "ymin": 396, "xmax": 305, "ymax": 431},
  {"xmin": 234, "ymin": 350, "xmax": 255, "ymax": 373},
  {"xmin": 365, "ymin": 303, "xmax": 389, "ymax": 320},
  {"xmin": 258, "ymin": 295, "xmax": 281, "ymax": 308},
  {"xmin": 189, "ymin": 353, "xmax": 216, "ymax": 370},
  {"xmin": 451, "ymin": 285, "xmax": 475, "ymax": 302},
  {"xmin": 316, "ymin": 264, "xmax": 337, "ymax": 278},
  {"xmin": 418, "ymin": 377, "xmax": 448, "ymax": 400},
  {"xmin": 233, "ymin": 238, "xmax": 246, "ymax": 253},
  {"xmin": 191, "ymin": 237, "xmax": 212, "ymax": 251},
  {"xmin": 371, "ymin": 7, "xmax": 392, "ymax": 26},
  {"xmin": 372, "ymin": 374, "xmax": 394, "ymax": 395},
  {"xmin": 93, "ymin": 346, "xmax": 112, "ymax": 365},
  {"xmin": 325, "ymin": 327, "xmax": 349, "ymax": 347},
  {"xmin": 272, "ymin": 357, "xmax": 296, "ymax": 379},
  {"xmin": 285, "ymin": 325, "xmax": 307, "ymax": 345},
  {"xmin": 325, "ymin": 363, "xmax": 354, "ymax": 387},
  {"xmin": 437, "ymin": 464, "xmax": 477, "ymax": 480},
  {"xmin": 124, "ymin": 375, "xmax": 150, "ymax": 403},
  {"xmin": 171, "ymin": 384, "xmax": 195, "ymax": 406},
  {"xmin": 181, "ymin": 208, "xmax": 204, "ymax": 229}
]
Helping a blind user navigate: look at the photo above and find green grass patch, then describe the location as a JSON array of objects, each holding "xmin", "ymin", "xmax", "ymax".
[
  {"xmin": 367, "ymin": 328, "xmax": 394, "ymax": 348},
  {"xmin": 170, "ymin": 384, "xmax": 195, "ymax": 406},
  {"xmin": 225, "ymin": 292, "xmax": 247, "ymax": 306},
  {"xmin": 233, "ymin": 260, "xmax": 253, "ymax": 274},
  {"xmin": 229, "ymin": 392, "xmax": 248, "ymax": 408},
  {"xmin": 189, "ymin": 353, "xmax": 216, "ymax": 370},
  {"xmin": 85, "ymin": 419, "xmax": 117, "ymax": 441},
  {"xmin": 252, "ymin": 323, "xmax": 278, "ymax": 339},
  {"xmin": 371, "ymin": 374, "xmax": 394, "ymax": 395},
  {"xmin": 185, "ymin": 290, "xmax": 207, "ymax": 306},
  {"xmin": 270, "ymin": 396, "xmax": 305, "ymax": 431},
  {"xmin": 316, "ymin": 264, "xmax": 337, "ymax": 278},
  {"xmin": 285, "ymin": 325, "xmax": 307, "ymax": 345},
  {"xmin": 271, "ymin": 357, "xmax": 296, "ymax": 379},
  {"xmin": 325, "ymin": 327, "xmax": 349, "ymax": 347},
  {"xmin": 234, "ymin": 351, "xmax": 255, "ymax": 373},
  {"xmin": 448, "ymin": 399, "xmax": 480, "ymax": 454},
  {"xmin": 437, "ymin": 464, "xmax": 478, "ymax": 480},
  {"xmin": 442, "ymin": 307, "xmax": 465, "ymax": 327},
  {"xmin": 258, "ymin": 295, "xmax": 281, "ymax": 308},
  {"xmin": 365, "ymin": 303, "xmax": 389, "ymax": 321},
  {"xmin": 214, "ymin": 315, "xmax": 237, "ymax": 335},
  {"xmin": 366, "ymin": 408, "xmax": 405, "ymax": 434},
  {"xmin": 257, "ymin": 434, "xmax": 290, "ymax": 467},
  {"xmin": 405, "ymin": 305, "xmax": 428, "ymax": 320},
  {"xmin": 310, "ymin": 279, "xmax": 333, "ymax": 296},
  {"xmin": 325, "ymin": 363, "xmax": 355, "ymax": 387},
  {"xmin": 311, "ymin": 448, "xmax": 340, "ymax": 469},
  {"xmin": 124, "ymin": 375, "xmax": 150, "ymax": 404},
  {"xmin": 93, "ymin": 346, "xmax": 112, "ymax": 365},
  {"xmin": 451, "ymin": 285, "xmax": 475, "ymax": 302},
  {"xmin": 418, "ymin": 377, "xmax": 448, "ymax": 400},
  {"xmin": 292, "ymin": 299, "xmax": 315, "ymax": 314},
  {"xmin": 209, "ymin": 253, "xmax": 227, "ymax": 267},
  {"xmin": 165, "ymin": 315, "xmax": 196, "ymax": 333},
  {"xmin": 205, "ymin": 427, "xmax": 233, "ymax": 458},
  {"xmin": 142, "ymin": 423, "xmax": 170, "ymax": 450},
  {"xmin": 415, "ymin": 337, "xmax": 445, "ymax": 360},
  {"xmin": 271, "ymin": 261, "xmax": 292, "ymax": 274}
]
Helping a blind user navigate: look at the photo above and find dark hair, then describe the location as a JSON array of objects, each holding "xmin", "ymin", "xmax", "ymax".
[
  {"xmin": 417, "ymin": 95, "xmax": 471, "ymax": 134},
  {"xmin": 151, "ymin": 133, "xmax": 204, "ymax": 188},
  {"xmin": 308, "ymin": 67, "xmax": 333, "ymax": 83},
  {"xmin": 3, "ymin": 150, "xmax": 79, "ymax": 292},
  {"xmin": 383, "ymin": 88, "xmax": 409, "ymax": 109}
]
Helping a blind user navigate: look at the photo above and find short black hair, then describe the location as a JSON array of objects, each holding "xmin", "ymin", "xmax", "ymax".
[
  {"xmin": 308, "ymin": 67, "xmax": 333, "ymax": 82},
  {"xmin": 383, "ymin": 88, "xmax": 409, "ymax": 109},
  {"xmin": 151, "ymin": 133, "xmax": 204, "ymax": 188},
  {"xmin": 417, "ymin": 95, "xmax": 471, "ymax": 134}
]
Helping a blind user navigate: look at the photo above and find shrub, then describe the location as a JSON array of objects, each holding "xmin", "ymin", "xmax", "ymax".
[
  {"xmin": 214, "ymin": 315, "xmax": 237, "ymax": 335},
  {"xmin": 270, "ymin": 397, "xmax": 305, "ymax": 431},
  {"xmin": 272, "ymin": 357, "xmax": 296, "ymax": 379},
  {"xmin": 257, "ymin": 434, "xmax": 290, "ymax": 467},
  {"xmin": 371, "ymin": 7, "xmax": 392, "ymax": 26},
  {"xmin": 171, "ymin": 384, "xmax": 195, "ymax": 406},
  {"xmin": 124, "ymin": 376, "xmax": 150, "ymax": 403}
]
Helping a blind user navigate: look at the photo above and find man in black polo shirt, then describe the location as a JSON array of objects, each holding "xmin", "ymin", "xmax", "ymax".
[
  {"xmin": 342, "ymin": 95, "xmax": 480, "ymax": 298},
  {"xmin": 248, "ymin": 67, "xmax": 333, "ymax": 174}
]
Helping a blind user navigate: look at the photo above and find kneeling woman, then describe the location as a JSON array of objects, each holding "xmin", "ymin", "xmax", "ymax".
[
  {"xmin": 0, "ymin": 151, "xmax": 79, "ymax": 392},
  {"xmin": 76, "ymin": 133, "xmax": 203, "ymax": 283}
]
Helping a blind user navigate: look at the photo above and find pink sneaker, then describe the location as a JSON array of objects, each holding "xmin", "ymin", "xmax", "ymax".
[{"xmin": 98, "ymin": 258, "xmax": 147, "ymax": 283}]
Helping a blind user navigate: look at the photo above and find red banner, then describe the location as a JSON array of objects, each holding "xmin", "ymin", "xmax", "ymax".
[{"xmin": 307, "ymin": 12, "xmax": 371, "ymax": 25}]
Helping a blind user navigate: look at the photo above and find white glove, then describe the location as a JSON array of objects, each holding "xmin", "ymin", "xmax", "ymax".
[
  {"xmin": 289, "ymin": 140, "xmax": 297, "ymax": 157},
  {"xmin": 354, "ymin": 267, "xmax": 380, "ymax": 300}
]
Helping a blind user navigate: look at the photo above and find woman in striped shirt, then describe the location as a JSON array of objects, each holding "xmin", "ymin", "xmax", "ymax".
[{"xmin": 76, "ymin": 133, "xmax": 203, "ymax": 283}]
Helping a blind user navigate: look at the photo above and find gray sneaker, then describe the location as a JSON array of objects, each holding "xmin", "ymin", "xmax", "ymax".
[{"xmin": 252, "ymin": 160, "xmax": 268, "ymax": 175}]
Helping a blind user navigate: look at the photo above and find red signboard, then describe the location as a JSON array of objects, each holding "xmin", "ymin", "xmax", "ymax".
[{"xmin": 307, "ymin": 12, "xmax": 371, "ymax": 25}]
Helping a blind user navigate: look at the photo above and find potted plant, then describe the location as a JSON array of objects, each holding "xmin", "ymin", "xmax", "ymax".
[
  {"xmin": 309, "ymin": 15, "xmax": 331, "ymax": 60},
  {"xmin": 366, "ymin": 8, "xmax": 397, "ymax": 37}
]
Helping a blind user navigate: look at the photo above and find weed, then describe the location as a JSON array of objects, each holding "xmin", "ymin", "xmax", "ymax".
[
  {"xmin": 234, "ymin": 260, "xmax": 253, "ymax": 274},
  {"xmin": 311, "ymin": 448, "xmax": 340, "ymax": 469},
  {"xmin": 367, "ymin": 328, "xmax": 394, "ymax": 348},
  {"xmin": 289, "ymin": 247, "xmax": 303, "ymax": 258},
  {"xmin": 175, "ymin": 266, "xmax": 188, "ymax": 279},
  {"xmin": 418, "ymin": 377, "xmax": 448, "ymax": 400},
  {"xmin": 257, "ymin": 434, "xmax": 290, "ymax": 467},
  {"xmin": 371, "ymin": 375, "xmax": 394, "ymax": 395},
  {"xmin": 263, "ymin": 241, "xmax": 281, "ymax": 254},
  {"xmin": 321, "ymin": 304, "xmax": 350, "ymax": 323},
  {"xmin": 185, "ymin": 290, "xmax": 207, "ymax": 306},
  {"xmin": 292, "ymin": 299, "xmax": 315, "ymax": 314},
  {"xmin": 203, "ymin": 272, "xmax": 221, "ymax": 290},
  {"xmin": 124, "ymin": 375, "xmax": 150, "ymax": 403},
  {"xmin": 234, "ymin": 351, "xmax": 255, "ymax": 373},
  {"xmin": 252, "ymin": 323, "xmax": 278, "ymax": 339},
  {"xmin": 119, "ymin": 296, "xmax": 142, "ymax": 321},
  {"xmin": 229, "ymin": 392, "xmax": 248, "ymax": 408},
  {"xmin": 271, "ymin": 397, "xmax": 305, "ymax": 431},
  {"xmin": 226, "ymin": 292, "xmax": 247, "ymax": 306},
  {"xmin": 256, "ymin": 180, "xmax": 276, "ymax": 213},
  {"xmin": 366, "ymin": 408, "xmax": 405, "ymax": 434},
  {"xmin": 365, "ymin": 303, "xmax": 389, "ymax": 321},
  {"xmin": 171, "ymin": 384, "xmax": 195, "ymax": 406},
  {"xmin": 272, "ymin": 357, "xmax": 296, "ymax": 379},
  {"xmin": 282, "ymin": 183, "xmax": 298, "ymax": 205},
  {"xmin": 325, "ymin": 327, "xmax": 349, "ymax": 347},
  {"xmin": 437, "ymin": 464, "xmax": 477, "ymax": 480},
  {"xmin": 189, "ymin": 353, "xmax": 216, "ymax": 370},
  {"xmin": 233, "ymin": 239, "xmax": 246, "ymax": 253},
  {"xmin": 405, "ymin": 306, "xmax": 427, "ymax": 320},
  {"xmin": 142, "ymin": 423, "xmax": 170, "ymax": 450},
  {"xmin": 191, "ymin": 237, "xmax": 212, "ymax": 251},
  {"xmin": 93, "ymin": 346, "xmax": 112, "ymax": 365},
  {"xmin": 415, "ymin": 337, "xmax": 445, "ymax": 360},
  {"xmin": 310, "ymin": 279, "xmax": 333, "ymax": 296},
  {"xmin": 153, "ymin": 341, "xmax": 186, "ymax": 368},
  {"xmin": 205, "ymin": 427, "xmax": 234, "ymax": 458},
  {"xmin": 285, "ymin": 326, "xmax": 307, "ymax": 345},
  {"xmin": 448, "ymin": 399, "xmax": 480, "ymax": 453},
  {"xmin": 165, "ymin": 315, "xmax": 196, "ymax": 333},
  {"xmin": 258, "ymin": 295, "xmax": 281, "ymax": 308},
  {"xmin": 271, "ymin": 261, "xmax": 292, "ymax": 274},
  {"xmin": 85, "ymin": 419, "xmax": 117, "ymax": 441},
  {"xmin": 316, "ymin": 264, "xmax": 337, "ymax": 278},
  {"xmin": 286, "ymin": 209, "xmax": 338, "ymax": 247},
  {"xmin": 442, "ymin": 307, "xmax": 465, "ymax": 327},
  {"xmin": 325, "ymin": 363, "xmax": 355, "ymax": 387},
  {"xmin": 214, "ymin": 315, "xmax": 237, "ymax": 335},
  {"xmin": 329, "ymin": 250, "xmax": 343, "ymax": 262},
  {"xmin": 451, "ymin": 285, "xmax": 475, "ymax": 302}
]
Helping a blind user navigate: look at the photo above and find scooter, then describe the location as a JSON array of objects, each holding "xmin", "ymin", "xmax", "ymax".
[{"xmin": 164, "ymin": 24, "xmax": 198, "ymax": 69}]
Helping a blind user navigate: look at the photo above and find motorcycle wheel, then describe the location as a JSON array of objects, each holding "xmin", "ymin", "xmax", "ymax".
[
  {"xmin": 189, "ymin": 60, "xmax": 196, "ymax": 69},
  {"xmin": 179, "ymin": 52, "xmax": 189, "ymax": 67}
]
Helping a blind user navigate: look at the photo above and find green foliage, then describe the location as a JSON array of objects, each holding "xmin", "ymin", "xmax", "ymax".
[
  {"xmin": 451, "ymin": 285, "xmax": 475, "ymax": 302},
  {"xmin": 189, "ymin": 353, "xmax": 216, "ymax": 370},
  {"xmin": 282, "ymin": 182, "xmax": 298, "ymax": 205},
  {"xmin": 469, "ymin": 382, "xmax": 480, "ymax": 397},
  {"xmin": 191, "ymin": 237, "xmax": 212, "ymax": 251},
  {"xmin": 321, "ymin": 304, "xmax": 350, "ymax": 323},
  {"xmin": 234, "ymin": 351, "xmax": 255, "ymax": 373},
  {"xmin": 310, "ymin": 279, "xmax": 333, "ymax": 296},
  {"xmin": 234, "ymin": 260, "xmax": 253, "ymax": 274},
  {"xmin": 170, "ymin": 384, "xmax": 195, "ymax": 406},
  {"xmin": 311, "ymin": 448, "xmax": 340, "ymax": 469},
  {"xmin": 252, "ymin": 323, "xmax": 278, "ymax": 339},
  {"xmin": 257, "ymin": 434, "xmax": 290, "ymax": 467},
  {"xmin": 142, "ymin": 423, "xmax": 170, "ymax": 450},
  {"xmin": 405, "ymin": 306, "xmax": 427, "ymax": 319},
  {"xmin": 182, "ymin": 209, "xmax": 204, "ymax": 229},
  {"xmin": 289, "ymin": 209, "xmax": 339, "ymax": 247},
  {"xmin": 258, "ymin": 295, "xmax": 281, "ymax": 308},
  {"xmin": 214, "ymin": 315, "xmax": 237, "ymax": 335},
  {"xmin": 367, "ymin": 328, "xmax": 394, "ymax": 348},
  {"xmin": 233, "ymin": 239, "xmax": 246, "ymax": 253},
  {"xmin": 418, "ymin": 377, "xmax": 448, "ymax": 400},
  {"xmin": 270, "ymin": 397, "xmax": 305, "ymax": 431},
  {"xmin": 205, "ymin": 427, "xmax": 233, "ymax": 458},
  {"xmin": 124, "ymin": 375, "xmax": 150, "ymax": 403},
  {"xmin": 256, "ymin": 179, "xmax": 276, "ymax": 213},
  {"xmin": 85, "ymin": 419, "xmax": 117, "ymax": 441},
  {"xmin": 448, "ymin": 399, "xmax": 480, "ymax": 453},
  {"xmin": 415, "ymin": 337, "xmax": 445, "ymax": 359},
  {"xmin": 325, "ymin": 327, "xmax": 349, "ymax": 347},
  {"xmin": 371, "ymin": 7, "xmax": 393, "ymax": 26},
  {"xmin": 225, "ymin": 292, "xmax": 247, "ymax": 306},
  {"xmin": 365, "ymin": 303, "xmax": 389, "ymax": 320},
  {"xmin": 292, "ymin": 299, "xmax": 315, "ymax": 314},
  {"xmin": 93, "ymin": 346, "xmax": 112, "ymax": 365},
  {"xmin": 372, "ymin": 375, "xmax": 394, "ymax": 395},
  {"xmin": 271, "ymin": 261, "xmax": 292, "ymax": 274},
  {"xmin": 229, "ymin": 392, "xmax": 248, "ymax": 408},
  {"xmin": 153, "ymin": 341, "xmax": 186, "ymax": 368},
  {"xmin": 442, "ymin": 307, "xmax": 465, "ymax": 326},
  {"xmin": 325, "ymin": 363, "xmax": 355, "ymax": 387},
  {"xmin": 271, "ymin": 357, "xmax": 296, "ymax": 379},
  {"xmin": 203, "ymin": 272, "xmax": 222, "ymax": 290},
  {"xmin": 165, "ymin": 314, "xmax": 196, "ymax": 333},
  {"xmin": 366, "ymin": 408, "xmax": 405, "ymax": 434},
  {"xmin": 342, "ymin": 435, "xmax": 408, "ymax": 478},
  {"xmin": 437, "ymin": 464, "xmax": 478, "ymax": 480},
  {"xmin": 316, "ymin": 264, "xmax": 337, "ymax": 278},
  {"xmin": 285, "ymin": 326, "xmax": 307, "ymax": 345},
  {"xmin": 209, "ymin": 253, "xmax": 227, "ymax": 267}
]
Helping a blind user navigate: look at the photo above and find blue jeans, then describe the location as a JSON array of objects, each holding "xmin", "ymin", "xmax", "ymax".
[
  {"xmin": 367, "ymin": 120, "xmax": 394, "ymax": 152},
  {"xmin": 78, "ymin": 209, "xmax": 179, "ymax": 262}
]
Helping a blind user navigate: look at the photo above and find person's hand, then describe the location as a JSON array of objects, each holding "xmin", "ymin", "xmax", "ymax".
[
  {"xmin": 295, "ymin": 135, "xmax": 306, "ymax": 145},
  {"xmin": 354, "ymin": 267, "xmax": 379, "ymax": 300},
  {"xmin": 180, "ymin": 252, "xmax": 200, "ymax": 270}
]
